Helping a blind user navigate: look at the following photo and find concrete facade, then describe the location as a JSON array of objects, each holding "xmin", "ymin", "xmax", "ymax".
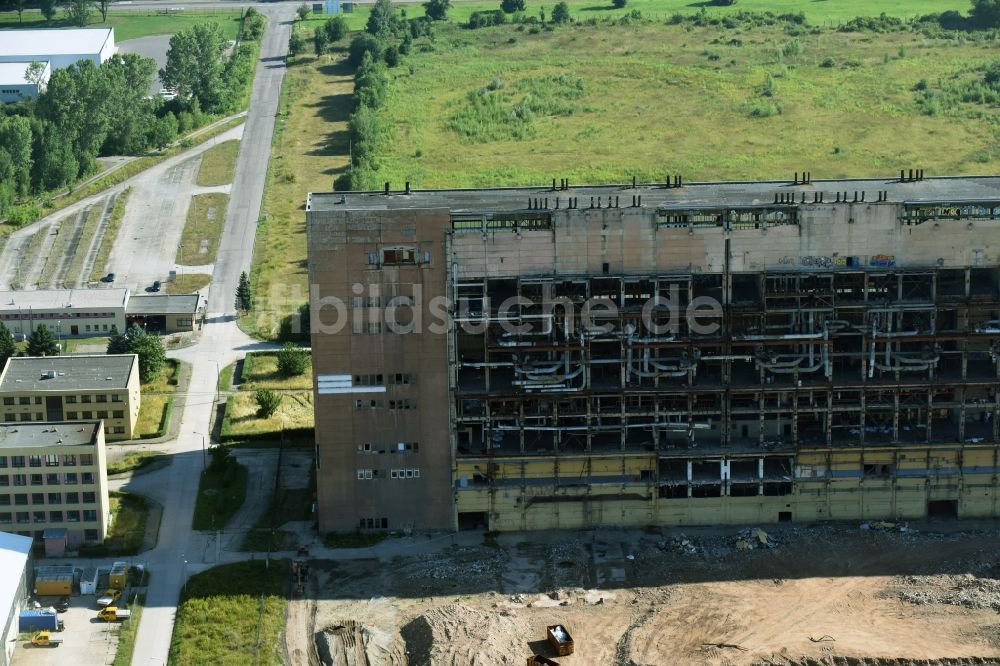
[
  {"xmin": 0, "ymin": 423, "xmax": 109, "ymax": 546},
  {"xmin": 307, "ymin": 175, "xmax": 1000, "ymax": 532},
  {"xmin": 126, "ymin": 294, "xmax": 200, "ymax": 333},
  {"xmin": 0, "ymin": 355, "xmax": 141, "ymax": 441},
  {"xmin": 0, "ymin": 288, "xmax": 128, "ymax": 339}
]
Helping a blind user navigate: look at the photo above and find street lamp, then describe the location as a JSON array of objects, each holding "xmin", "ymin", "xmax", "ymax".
[
  {"xmin": 181, "ymin": 556, "xmax": 188, "ymax": 595},
  {"xmin": 56, "ymin": 320, "xmax": 61, "ymax": 352}
]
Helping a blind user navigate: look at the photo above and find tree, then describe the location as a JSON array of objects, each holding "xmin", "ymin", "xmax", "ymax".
[
  {"xmin": 277, "ymin": 343, "xmax": 309, "ymax": 377},
  {"xmin": 27, "ymin": 325, "xmax": 59, "ymax": 357},
  {"xmin": 348, "ymin": 33, "xmax": 384, "ymax": 67},
  {"xmin": 500, "ymin": 0, "xmax": 525, "ymax": 13},
  {"xmin": 612, "ymin": 0, "xmax": 626, "ymax": 7},
  {"xmin": 24, "ymin": 61, "xmax": 47, "ymax": 89},
  {"xmin": 94, "ymin": 0, "xmax": 115, "ymax": 22},
  {"xmin": 66, "ymin": 0, "xmax": 92, "ymax": 26},
  {"xmin": 971, "ymin": 0, "xmax": 1000, "ymax": 27},
  {"xmin": 160, "ymin": 23, "xmax": 228, "ymax": 112},
  {"xmin": 0, "ymin": 116, "xmax": 32, "ymax": 197},
  {"xmin": 0, "ymin": 323, "xmax": 15, "ymax": 369},
  {"xmin": 130, "ymin": 331, "xmax": 165, "ymax": 382},
  {"xmin": 313, "ymin": 26, "xmax": 329, "ymax": 55},
  {"xmin": 235, "ymin": 271, "xmax": 253, "ymax": 312},
  {"xmin": 423, "ymin": 0, "xmax": 450, "ymax": 20},
  {"xmin": 366, "ymin": 0, "xmax": 399, "ymax": 39},
  {"xmin": 106, "ymin": 325, "xmax": 129, "ymax": 354},
  {"xmin": 324, "ymin": 14, "xmax": 348, "ymax": 42},
  {"xmin": 289, "ymin": 30, "xmax": 306, "ymax": 57},
  {"xmin": 297, "ymin": 3, "xmax": 311, "ymax": 20},
  {"xmin": 254, "ymin": 389, "xmax": 282, "ymax": 419},
  {"xmin": 40, "ymin": 0, "xmax": 57, "ymax": 21},
  {"xmin": 551, "ymin": 0, "xmax": 570, "ymax": 23},
  {"xmin": 13, "ymin": 0, "xmax": 25, "ymax": 23},
  {"xmin": 147, "ymin": 113, "xmax": 178, "ymax": 150}
]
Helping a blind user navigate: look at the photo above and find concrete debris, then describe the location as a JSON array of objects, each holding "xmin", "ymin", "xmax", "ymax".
[
  {"xmin": 861, "ymin": 521, "xmax": 915, "ymax": 533},
  {"xmin": 898, "ymin": 574, "xmax": 1000, "ymax": 613},
  {"xmin": 735, "ymin": 527, "xmax": 778, "ymax": 551}
]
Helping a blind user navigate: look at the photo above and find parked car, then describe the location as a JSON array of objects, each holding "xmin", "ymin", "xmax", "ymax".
[
  {"xmin": 101, "ymin": 272, "xmax": 115, "ymax": 283},
  {"xmin": 96, "ymin": 589, "xmax": 120, "ymax": 607},
  {"xmin": 54, "ymin": 598, "xmax": 69, "ymax": 613},
  {"xmin": 147, "ymin": 280, "xmax": 161, "ymax": 292}
]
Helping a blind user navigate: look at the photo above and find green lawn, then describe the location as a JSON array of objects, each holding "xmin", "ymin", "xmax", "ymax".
[
  {"xmin": 107, "ymin": 450, "xmax": 168, "ymax": 476},
  {"xmin": 143, "ymin": 358, "xmax": 181, "ymax": 394},
  {"xmin": 0, "ymin": 9, "xmax": 243, "ymax": 41},
  {"xmin": 239, "ymin": 352, "xmax": 313, "ymax": 391},
  {"xmin": 167, "ymin": 273, "xmax": 212, "ymax": 294},
  {"xmin": 135, "ymin": 395, "xmax": 171, "ymax": 439},
  {"xmin": 112, "ymin": 593, "xmax": 144, "ymax": 666},
  {"xmin": 168, "ymin": 560, "xmax": 287, "ymax": 666},
  {"xmin": 192, "ymin": 455, "xmax": 248, "ymax": 531},
  {"xmin": 222, "ymin": 391, "xmax": 314, "ymax": 440},
  {"xmin": 81, "ymin": 491, "xmax": 149, "ymax": 556},
  {"xmin": 196, "ymin": 140, "xmax": 241, "ymax": 187},
  {"xmin": 303, "ymin": 0, "xmax": 968, "ymax": 32},
  {"xmin": 177, "ymin": 193, "xmax": 228, "ymax": 265}
]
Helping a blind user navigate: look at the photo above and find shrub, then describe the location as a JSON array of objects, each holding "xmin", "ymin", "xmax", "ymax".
[
  {"xmin": 277, "ymin": 344, "xmax": 310, "ymax": 376},
  {"xmin": 289, "ymin": 31, "xmax": 306, "ymax": 57},
  {"xmin": 355, "ymin": 52, "xmax": 389, "ymax": 108},
  {"xmin": 612, "ymin": 0, "xmax": 626, "ymax": 7},
  {"xmin": 324, "ymin": 14, "xmax": 348, "ymax": 42},
  {"xmin": 6, "ymin": 204, "xmax": 41, "ymax": 227},
  {"xmin": 384, "ymin": 44, "xmax": 400, "ymax": 67},
  {"xmin": 296, "ymin": 3, "xmax": 310, "ymax": 20},
  {"xmin": 469, "ymin": 9, "xmax": 508, "ymax": 28},
  {"xmin": 423, "ymin": 0, "xmax": 450, "ymax": 20},
  {"xmin": 551, "ymin": 1, "xmax": 570, "ymax": 24},
  {"xmin": 820, "ymin": 57, "xmax": 835, "ymax": 68},
  {"xmin": 254, "ymin": 389, "xmax": 281, "ymax": 418},
  {"xmin": 500, "ymin": 0, "xmax": 525, "ymax": 13},
  {"xmin": 349, "ymin": 33, "xmax": 384, "ymax": 66}
]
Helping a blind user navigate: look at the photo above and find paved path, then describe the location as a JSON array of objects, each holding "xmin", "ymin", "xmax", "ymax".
[{"xmin": 127, "ymin": 5, "xmax": 296, "ymax": 666}]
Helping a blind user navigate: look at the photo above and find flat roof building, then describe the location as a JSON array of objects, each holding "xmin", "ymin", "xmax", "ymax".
[
  {"xmin": 0, "ymin": 288, "xmax": 128, "ymax": 339},
  {"xmin": 126, "ymin": 294, "xmax": 200, "ymax": 333},
  {"xmin": 0, "ymin": 61, "xmax": 49, "ymax": 103},
  {"xmin": 0, "ymin": 355, "xmax": 141, "ymax": 441},
  {"xmin": 0, "ymin": 27, "xmax": 115, "ymax": 70},
  {"xmin": 0, "ymin": 531, "xmax": 32, "ymax": 666},
  {"xmin": 0, "ymin": 422, "xmax": 110, "ymax": 547},
  {"xmin": 307, "ymin": 173, "xmax": 1000, "ymax": 532}
]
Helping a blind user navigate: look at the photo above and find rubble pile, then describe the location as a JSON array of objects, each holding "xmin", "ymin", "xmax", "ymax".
[
  {"xmin": 735, "ymin": 527, "xmax": 778, "ymax": 551},
  {"xmin": 898, "ymin": 574, "xmax": 1000, "ymax": 613}
]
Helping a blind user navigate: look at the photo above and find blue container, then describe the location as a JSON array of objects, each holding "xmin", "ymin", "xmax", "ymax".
[{"xmin": 19, "ymin": 610, "xmax": 57, "ymax": 632}]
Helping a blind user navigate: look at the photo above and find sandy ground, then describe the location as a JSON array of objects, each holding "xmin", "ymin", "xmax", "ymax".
[{"xmin": 288, "ymin": 522, "xmax": 1000, "ymax": 666}]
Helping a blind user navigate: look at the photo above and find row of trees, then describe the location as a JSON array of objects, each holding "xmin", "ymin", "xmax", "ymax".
[
  {"xmin": 107, "ymin": 324, "xmax": 166, "ymax": 381},
  {"xmin": 6, "ymin": 0, "xmax": 117, "ymax": 26}
]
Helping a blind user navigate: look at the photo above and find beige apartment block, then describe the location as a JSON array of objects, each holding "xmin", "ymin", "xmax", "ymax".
[
  {"xmin": 307, "ymin": 174, "xmax": 1000, "ymax": 533},
  {"xmin": 0, "ymin": 355, "xmax": 140, "ymax": 441},
  {"xmin": 0, "ymin": 421, "xmax": 110, "ymax": 546}
]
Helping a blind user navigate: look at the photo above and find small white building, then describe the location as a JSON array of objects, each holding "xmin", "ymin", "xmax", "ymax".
[
  {"xmin": 0, "ymin": 61, "xmax": 50, "ymax": 103},
  {"xmin": 0, "ymin": 532, "xmax": 32, "ymax": 666},
  {"xmin": 0, "ymin": 27, "xmax": 115, "ymax": 71},
  {"xmin": 0, "ymin": 289, "xmax": 129, "ymax": 339}
]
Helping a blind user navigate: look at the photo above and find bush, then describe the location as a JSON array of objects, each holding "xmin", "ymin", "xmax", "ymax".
[
  {"xmin": 612, "ymin": 0, "xmax": 626, "ymax": 7},
  {"xmin": 289, "ymin": 30, "xmax": 306, "ymax": 57},
  {"xmin": 500, "ymin": 0, "xmax": 525, "ymax": 13},
  {"xmin": 469, "ymin": 9, "xmax": 507, "ymax": 28},
  {"xmin": 820, "ymin": 57, "xmax": 835, "ymax": 68},
  {"xmin": 355, "ymin": 52, "xmax": 389, "ymax": 108},
  {"xmin": 384, "ymin": 44, "xmax": 400, "ymax": 67},
  {"xmin": 423, "ymin": 0, "xmax": 450, "ymax": 20},
  {"xmin": 254, "ymin": 389, "xmax": 282, "ymax": 418},
  {"xmin": 551, "ymin": 0, "xmax": 570, "ymax": 24},
  {"xmin": 324, "ymin": 14, "xmax": 348, "ymax": 42},
  {"xmin": 6, "ymin": 204, "xmax": 42, "ymax": 227},
  {"xmin": 277, "ymin": 343, "xmax": 310, "ymax": 377},
  {"xmin": 242, "ymin": 7, "xmax": 266, "ymax": 40},
  {"xmin": 348, "ymin": 33, "xmax": 384, "ymax": 66},
  {"xmin": 296, "ymin": 3, "xmax": 310, "ymax": 20}
]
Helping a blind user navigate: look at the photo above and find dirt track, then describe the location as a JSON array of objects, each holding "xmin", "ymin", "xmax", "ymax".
[{"xmin": 289, "ymin": 522, "xmax": 1000, "ymax": 665}]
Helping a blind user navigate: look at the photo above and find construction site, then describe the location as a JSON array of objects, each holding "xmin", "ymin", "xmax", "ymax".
[{"xmin": 306, "ymin": 173, "xmax": 1000, "ymax": 534}]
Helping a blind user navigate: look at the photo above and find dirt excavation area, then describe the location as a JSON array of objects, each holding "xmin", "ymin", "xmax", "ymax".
[{"xmin": 287, "ymin": 522, "xmax": 1000, "ymax": 666}]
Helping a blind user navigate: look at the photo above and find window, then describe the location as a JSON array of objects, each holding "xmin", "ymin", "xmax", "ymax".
[
  {"xmin": 66, "ymin": 412, "xmax": 78, "ymax": 420},
  {"xmin": 357, "ymin": 443, "xmax": 376, "ymax": 453},
  {"xmin": 82, "ymin": 509, "xmax": 96, "ymax": 522},
  {"xmin": 0, "ymin": 513, "xmax": 11, "ymax": 524},
  {"xmin": 381, "ymin": 247, "xmax": 417, "ymax": 265},
  {"xmin": 97, "ymin": 411, "xmax": 108, "ymax": 419},
  {"xmin": 18, "ymin": 397, "xmax": 29, "ymax": 405},
  {"xmin": 33, "ymin": 397, "xmax": 41, "ymax": 405},
  {"xmin": 28, "ymin": 455, "xmax": 41, "ymax": 468},
  {"xmin": 45, "ymin": 454, "xmax": 59, "ymax": 467},
  {"xmin": 65, "ymin": 492, "xmax": 78, "ymax": 504},
  {"xmin": 81, "ymin": 411, "xmax": 93, "ymax": 419},
  {"xmin": 10, "ymin": 456, "xmax": 23, "ymax": 468},
  {"xmin": 80, "ymin": 454, "xmax": 93, "ymax": 466},
  {"xmin": 353, "ymin": 374, "xmax": 384, "ymax": 387},
  {"xmin": 82, "ymin": 491, "xmax": 95, "ymax": 503},
  {"xmin": 84, "ymin": 529, "xmax": 98, "ymax": 541},
  {"xmin": 65, "ymin": 396, "xmax": 77, "ymax": 404},
  {"xmin": 81, "ymin": 395, "xmax": 92, "ymax": 403},
  {"xmin": 2, "ymin": 398, "xmax": 12, "ymax": 406},
  {"xmin": 62, "ymin": 455, "xmax": 76, "ymax": 466},
  {"xmin": 32, "ymin": 511, "xmax": 45, "ymax": 523},
  {"xmin": 47, "ymin": 492, "xmax": 61, "ymax": 504},
  {"xmin": 356, "ymin": 469, "xmax": 374, "ymax": 480},
  {"xmin": 389, "ymin": 399, "xmax": 417, "ymax": 410},
  {"xmin": 389, "ymin": 373, "xmax": 417, "ymax": 385},
  {"xmin": 177, "ymin": 319, "xmax": 193, "ymax": 328},
  {"xmin": 112, "ymin": 394, "xmax": 123, "ymax": 403},
  {"xmin": 96, "ymin": 395, "xmax": 107, "ymax": 403},
  {"xmin": 46, "ymin": 474, "xmax": 59, "ymax": 485},
  {"xmin": 0, "ymin": 476, "xmax": 7, "ymax": 487},
  {"xmin": 0, "ymin": 456, "xmax": 7, "ymax": 468},
  {"xmin": 391, "ymin": 468, "xmax": 421, "ymax": 479},
  {"xmin": 392, "ymin": 442, "xmax": 419, "ymax": 453},
  {"xmin": 15, "ymin": 512, "xmax": 28, "ymax": 524},
  {"xmin": 0, "ymin": 496, "xmax": 9, "ymax": 506},
  {"xmin": 29, "ymin": 474, "xmax": 42, "ymax": 486},
  {"xmin": 81, "ymin": 472, "xmax": 94, "ymax": 484},
  {"xmin": 114, "ymin": 426, "xmax": 125, "ymax": 434},
  {"xmin": 31, "ymin": 493, "xmax": 43, "ymax": 504},
  {"xmin": 12, "ymin": 474, "xmax": 25, "ymax": 487},
  {"xmin": 3, "ymin": 414, "xmax": 13, "ymax": 421},
  {"xmin": 113, "ymin": 411, "xmax": 124, "ymax": 419},
  {"xmin": 19, "ymin": 414, "xmax": 30, "ymax": 422},
  {"xmin": 63, "ymin": 473, "xmax": 77, "ymax": 484},
  {"xmin": 49, "ymin": 510, "xmax": 62, "ymax": 522},
  {"xmin": 34, "ymin": 412, "xmax": 42, "ymax": 421},
  {"xmin": 66, "ymin": 510, "xmax": 80, "ymax": 522},
  {"xmin": 354, "ymin": 399, "xmax": 382, "ymax": 410}
]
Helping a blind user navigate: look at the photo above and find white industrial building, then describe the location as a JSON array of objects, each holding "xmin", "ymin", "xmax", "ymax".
[
  {"xmin": 0, "ymin": 289, "xmax": 128, "ymax": 339},
  {"xmin": 0, "ymin": 61, "xmax": 49, "ymax": 103},
  {"xmin": 0, "ymin": 27, "xmax": 115, "ymax": 69},
  {"xmin": 0, "ymin": 532, "xmax": 32, "ymax": 666}
]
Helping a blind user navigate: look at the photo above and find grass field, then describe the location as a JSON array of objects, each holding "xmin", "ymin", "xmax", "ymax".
[
  {"xmin": 192, "ymin": 456, "xmax": 248, "ymax": 531},
  {"xmin": 89, "ymin": 188, "xmax": 130, "ymax": 283},
  {"xmin": 104, "ymin": 491, "xmax": 149, "ymax": 555},
  {"xmin": 111, "ymin": 593, "xmax": 144, "ymax": 666},
  {"xmin": 135, "ymin": 395, "xmax": 171, "ymax": 438},
  {"xmin": 239, "ymin": 352, "xmax": 313, "ymax": 391},
  {"xmin": 223, "ymin": 391, "xmax": 314, "ymax": 438},
  {"xmin": 304, "ymin": 0, "xmax": 968, "ymax": 32},
  {"xmin": 0, "ymin": 9, "xmax": 243, "ymax": 41},
  {"xmin": 167, "ymin": 273, "xmax": 212, "ymax": 294},
  {"xmin": 108, "ymin": 450, "xmax": 168, "ymax": 476},
  {"xmin": 196, "ymin": 140, "xmax": 241, "ymax": 187},
  {"xmin": 168, "ymin": 560, "xmax": 287, "ymax": 666},
  {"xmin": 177, "ymin": 193, "xmax": 228, "ymax": 265},
  {"xmin": 144, "ymin": 358, "xmax": 181, "ymax": 394}
]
